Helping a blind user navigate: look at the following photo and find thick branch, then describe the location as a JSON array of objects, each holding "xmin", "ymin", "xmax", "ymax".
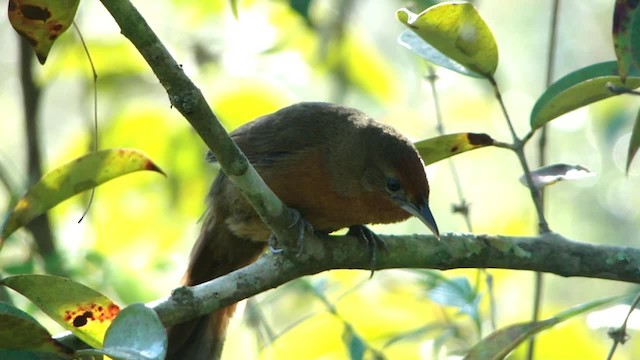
[
  {"xmin": 55, "ymin": 232, "xmax": 640, "ymax": 349},
  {"xmin": 19, "ymin": 37, "xmax": 58, "ymax": 272},
  {"xmin": 99, "ymin": 0, "xmax": 299, "ymax": 244}
]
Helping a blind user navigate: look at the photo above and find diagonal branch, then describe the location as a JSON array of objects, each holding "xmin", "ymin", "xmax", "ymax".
[{"xmin": 99, "ymin": 0, "xmax": 300, "ymax": 246}]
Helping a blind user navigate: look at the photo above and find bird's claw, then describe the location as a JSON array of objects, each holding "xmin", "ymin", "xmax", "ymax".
[
  {"xmin": 268, "ymin": 234, "xmax": 285, "ymax": 254},
  {"xmin": 288, "ymin": 209, "xmax": 313, "ymax": 256},
  {"xmin": 269, "ymin": 208, "xmax": 313, "ymax": 256},
  {"xmin": 348, "ymin": 225, "xmax": 387, "ymax": 278}
]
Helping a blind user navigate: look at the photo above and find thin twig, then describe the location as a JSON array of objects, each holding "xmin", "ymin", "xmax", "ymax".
[
  {"xmin": 425, "ymin": 65, "xmax": 496, "ymax": 332},
  {"xmin": 488, "ymin": 77, "xmax": 549, "ymax": 233},
  {"xmin": 527, "ymin": 2, "xmax": 559, "ymax": 359},
  {"xmin": 73, "ymin": 21, "xmax": 99, "ymax": 223},
  {"xmin": 606, "ymin": 292, "xmax": 640, "ymax": 360}
]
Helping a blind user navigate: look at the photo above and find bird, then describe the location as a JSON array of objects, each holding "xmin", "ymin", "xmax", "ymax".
[{"xmin": 166, "ymin": 102, "xmax": 439, "ymax": 359}]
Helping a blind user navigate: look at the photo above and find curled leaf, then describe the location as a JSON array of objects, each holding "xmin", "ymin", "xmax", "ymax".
[
  {"xmin": 398, "ymin": 29, "xmax": 482, "ymax": 78},
  {"xmin": 99, "ymin": 303, "xmax": 167, "ymax": 360},
  {"xmin": 1, "ymin": 149, "xmax": 164, "ymax": 243},
  {"xmin": 414, "ymin": 133, "xmax": 494, "ymax": 166},
  {"xmin": 396, "ymin": 3, "xmax": 498, "ymax": 78},
  {"xmin": 520, "ymin": 164, "xmax": 594, "ymax": 190}
]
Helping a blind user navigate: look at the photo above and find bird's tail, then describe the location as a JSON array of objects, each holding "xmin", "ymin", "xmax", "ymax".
[{"xmin": 166, "ymin": 211, "xmax": 266, "ymax": 360}]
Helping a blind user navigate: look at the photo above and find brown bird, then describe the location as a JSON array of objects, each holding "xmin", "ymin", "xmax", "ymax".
[{"xmin": 166, "ymin": 102, "xmax": 439, "ymax": 359}]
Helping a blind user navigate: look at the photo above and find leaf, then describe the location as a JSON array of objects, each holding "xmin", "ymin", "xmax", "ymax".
[
  {"xmin": 396, "ymin": 3, "xmax": 498, "ymax": 77},
  {"xmin": 413, "ymin": 133, "xmax": 494, "ymax": 166},
  {"xmin": 397, "ymin": 30, "xmax": 483, "ymax": 78},
  {"xmin": 464, "ymin": 296, "xmax": 622, "ymax": 360},
  {"xmin": 99, "ymin": 303, "xmax": 167, "ymax": 360},
  {"xmin": 7, "ymin": 0, "xmax": 80, "ymax": 64},
  {"xmin": 229, "ymin": 0, "xmax": 238, "ymax": 19},
  {"xmin": 0, "ymin": 302, "xmax": 69, "ymax": 355},
  {"xmin": 627, "ymin": 107, "xmax": 640, "ymax": 173},
  {"xmin": 1, "ymin": 149, "xmax": 164, "ymax": 242},
  {"xmin": 520, "ymin": 163, "xmax": 594, "ymax": 190},
  {"xmin": 2, "ymin": 274, "xmax": 121, "ymax": 349},
  {"xmin": 613, "ymin": 0, "xmax": 640, "ymax": 82},
  {"xmin": 343, "ymin": 324, "xmax": 366, "ymax": 360},
  {"xmin": 530, "ymin": 61, "xmax": 640, "ymax": 130},
  {"xmin": 427, "ymin": 277, "xmax": 481, "ymax": 328}
]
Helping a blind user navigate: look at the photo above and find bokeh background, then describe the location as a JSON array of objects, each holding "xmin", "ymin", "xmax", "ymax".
[{"xmin": 1, "ymin": 0, "xmax": 640, "ymax": 359}]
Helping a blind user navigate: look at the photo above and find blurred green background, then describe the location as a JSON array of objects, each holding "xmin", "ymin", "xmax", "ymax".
[{"xmin": 1, "ymin": 0, "xmax": 640, "ymax": 359}]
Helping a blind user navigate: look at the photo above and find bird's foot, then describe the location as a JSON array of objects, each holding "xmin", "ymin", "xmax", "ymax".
[
  {"xmin": 268, "ymin": 233, "xmax": 285, "ymax": 254},
  {"xmin": 269, "ymin": 208, "xmax": 313, "ymax": 256},
  {"xmin": 288, "ymin": 209, "xmax": 313, "ymax": 256},
  {"xmin": 347, "ymin": 225, "xmax": 388, "ymax": 278}
]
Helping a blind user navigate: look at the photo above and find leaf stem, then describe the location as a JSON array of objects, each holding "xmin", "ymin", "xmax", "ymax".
[{"xmin": 489, "ymin": 77, "xmax": 550, "ymax": 233}]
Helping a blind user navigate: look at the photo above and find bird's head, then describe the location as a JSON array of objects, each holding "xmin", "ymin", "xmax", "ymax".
[{"xmin": 361, "ymin": 126, "xmax": 440, "ymax": 239}]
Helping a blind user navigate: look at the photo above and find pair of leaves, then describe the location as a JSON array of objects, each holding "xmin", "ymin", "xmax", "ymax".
[
  {"xmin": 0, "ymin": 275, "xmax": 166, "ymax": 359},
  {"xmin": 397, "ymin": 2, "xmax": 640, "ymax": 172},
  {"xmin": 532, "ymin": 0, "xmax": 640, "ymax": 172},
  {"xmin": 8, "ymin": 0, "xmax": 80, "ymax": 64}
]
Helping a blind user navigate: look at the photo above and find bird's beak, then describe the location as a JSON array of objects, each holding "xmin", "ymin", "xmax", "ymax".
[{"xmin": 399, "ymin": 200, "xmax": 440, "ymax": 240}]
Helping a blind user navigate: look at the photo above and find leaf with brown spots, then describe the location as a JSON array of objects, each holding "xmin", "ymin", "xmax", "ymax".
[
  {"xmin": 613, "ymin": 0, "xmax": 640, "ymax": 83},
  {"xmin": 8, "ymin": 0, "xmax": 80, "ymax": 64},
  {"xmin": 414, "ymin": 133, "xmax": 494, "ymax": 166},
  {"xmin": 1, "ymin": 148, "xmax": 164, "ymax": 244},
  {"xmin": 0, "ymin": 302, "xmax": 71, "ymax": 356},
  {"xmin": 2, "ymin": 274, "xmax": 121, "ymax": 349}
]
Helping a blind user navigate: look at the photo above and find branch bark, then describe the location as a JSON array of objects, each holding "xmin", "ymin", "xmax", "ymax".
[{"xmin": 55, "ymin": 231, "xmax": 640, "ymax": 349}]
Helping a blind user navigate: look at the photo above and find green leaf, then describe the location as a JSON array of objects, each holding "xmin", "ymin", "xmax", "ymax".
[
  {"xmin": 613, "ymin": 0, "xmax": 640, "ymax": 82},
  {"xmin": 627, "ymin": 107, "xmax": 640, "ymax": 173},
  {"xmin": 396, "ymin": 3, "xmax": 498, "ymax": 77},
  {"xmin": 520, "ymin": 163, "xmax": 594, "ymax": 190},
  {"xmin": 530, "ymin": 61, "xmax": 640, "ymax": 130},
  {"xmin": 229, "ymin": 0, "xmax": 239, "ymax": 19},
  {"xmin": 398, "ymin": 30, "xmax": 482, "ymax": 78},
  {"xmin": 98, "ymin": 303, "xmax": 167, "ymax": 360},
  {"xmin": 8, "ymin": 0, "xmax": 80, "ymax": 64},
  {"xmin": 343, "ymin": 324, "xmax": 365, "ymax": 360},
  {"xmin": 413, "ymin": 133, "xmax": 494, "ymax": 166},
  {"xmin": 464, "ymin": 296, "xmax": 623, "ymax": 360},
  {"xmin": 0, "ymin": 302, "xmax": 69, "ymax": 355},
  {"xmin": 2, "ymin": 275, "xmax": 121, "ymax": 349},
  {"xmin": 1, "ymin": 148, "xmax": 164, "ymax": 243}
]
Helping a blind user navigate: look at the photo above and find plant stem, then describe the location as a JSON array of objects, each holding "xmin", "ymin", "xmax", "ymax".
[
  {"xmin": 425, "ymin": 65, "xmax": 496, "ymax": 332},
  {"xmin": 488, "ymin": 77, "xmax": 550, "ymax": 233},
  {"xmin": 527, "ymin": 2, "xmax": 559, "ymax": 359}
]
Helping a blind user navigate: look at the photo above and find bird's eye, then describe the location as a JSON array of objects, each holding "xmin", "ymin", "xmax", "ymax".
[{"xmin": 386, "ymin": 178, "xmax": 401, "ymax": 192}]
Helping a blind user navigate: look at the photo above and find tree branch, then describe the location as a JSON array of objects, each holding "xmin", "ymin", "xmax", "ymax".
[
  {"xmin": 99, "ymin": 0, "xmax": 300, "ymax": 246},
  {"xmin": 55, "ymin": 231, "xmax": 640, "ymax": 349},
  {"xmin": 19, "ymin": 36, "xmax": 59, "ymax": 274}
]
